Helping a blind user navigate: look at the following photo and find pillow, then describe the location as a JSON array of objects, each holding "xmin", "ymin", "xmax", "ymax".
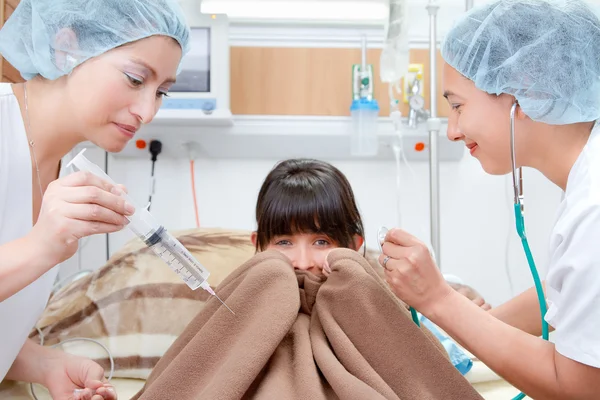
[
  {"xmin": 29, "ymin": 228, "xmax": 257, "ymax": 379},
  {"xmin": 28, "ymin": 228, "xmax": 386, "ymax": 380}
]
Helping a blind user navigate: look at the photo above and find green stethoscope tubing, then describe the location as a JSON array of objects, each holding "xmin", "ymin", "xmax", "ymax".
[{"xmin": 510, "ymin": 102, "xmax": 549, "ymax": 400}]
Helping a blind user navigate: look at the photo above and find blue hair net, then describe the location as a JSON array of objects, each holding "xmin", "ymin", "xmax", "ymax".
[
  {"xmin": 442, "ymin": 0, "xmax": 600, "ymax": 125},
  {"xmin": 0, "ymin": 0, "xmax": 190, "ymax": 80}
]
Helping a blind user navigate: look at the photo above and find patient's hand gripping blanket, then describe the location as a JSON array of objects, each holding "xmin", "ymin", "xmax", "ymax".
[{"xmin": 132, "ymin": 249, "xmax": 483, "ymax": 400}]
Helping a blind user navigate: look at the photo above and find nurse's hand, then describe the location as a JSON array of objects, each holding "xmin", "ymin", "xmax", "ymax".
[
  {"xmin": 28, "ymin": 171, "xmax": 133, "ymax": 266},
  {"xmin": 379, "ymin": 228, "xmax": 453, "ymax": 315},
  {"xmin": 43, "ymin": 352, "xmax": 117, "ymax": 400}
]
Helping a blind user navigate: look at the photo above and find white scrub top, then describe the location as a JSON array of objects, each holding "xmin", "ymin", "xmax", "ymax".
[
  {"xmin": 545, "ymin": 125, "xmax": 600, "ymax": 368},
  {"xmin": 0, "ymin": 83, "xmax": 60, "ymax": 382}
]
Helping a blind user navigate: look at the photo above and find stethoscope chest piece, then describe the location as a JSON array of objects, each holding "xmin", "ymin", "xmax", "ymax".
[{"xmin": 377, "ymin": 226, "xmax": 389, "ymax": 253}]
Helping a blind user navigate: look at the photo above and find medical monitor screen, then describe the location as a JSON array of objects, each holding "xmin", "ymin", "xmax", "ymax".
[{"xmin": 169, "ymin": 28, "xmax": 211, "ymax": 92}]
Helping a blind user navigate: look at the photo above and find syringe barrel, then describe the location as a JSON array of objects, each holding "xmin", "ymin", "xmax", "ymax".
[
  {"xmin": 66, "ymin": 149, "xmax": 160, "ymax": 241},
  {"xmin": 148, "ymin": 227, "xmax": 211, "ymax": 290}
]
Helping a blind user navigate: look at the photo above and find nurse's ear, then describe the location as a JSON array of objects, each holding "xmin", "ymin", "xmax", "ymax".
[
  {"xmin": 53, "ymin": 28, "xmax": 80, "ymax": 73},
  {"xmin": 514, "ymin": 101, "xmax": 531, "ymax": 121}
]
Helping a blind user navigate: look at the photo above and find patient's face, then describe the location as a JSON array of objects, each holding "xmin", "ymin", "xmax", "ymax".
[{"xmin": 262, "ymin": 233, "xmax": 339, "ymax": 277}]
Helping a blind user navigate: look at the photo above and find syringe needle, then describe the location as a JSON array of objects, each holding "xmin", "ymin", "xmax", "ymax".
[{"xmin": 214, "ymin": 293, "xmax": 235, "ymax": 315}]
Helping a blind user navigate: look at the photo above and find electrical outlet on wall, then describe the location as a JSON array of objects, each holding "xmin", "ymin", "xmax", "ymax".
[{"xmin": 182, "ymin": 141, "xmax": 203, "ymax": 160}]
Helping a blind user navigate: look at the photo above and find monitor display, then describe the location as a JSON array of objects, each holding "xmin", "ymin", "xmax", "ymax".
[{"xmin": 169, "ymin": 28, "xmax": 211, "ymax": 92}]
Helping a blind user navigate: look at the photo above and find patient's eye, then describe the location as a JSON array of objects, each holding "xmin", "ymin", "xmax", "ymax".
[
  {"xmin": 275, "ymin": 239, "xmax": 292, "ymax": 246},
  {"xmin": 314, "ymin": 239, "xmax": 332, "ymax": 246}
]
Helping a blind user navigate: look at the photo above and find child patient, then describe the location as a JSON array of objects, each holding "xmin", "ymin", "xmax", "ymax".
[
  {"xmin": 250, "ymin": 158, "xmax": 364, "ymax": 277},
  {"xmin": 132, "ymin": 158, "xmax": 487, "ymax": 400},
  {"xmin": 250, "ymin": 158, "xmax": 488, "ymax": 307}
]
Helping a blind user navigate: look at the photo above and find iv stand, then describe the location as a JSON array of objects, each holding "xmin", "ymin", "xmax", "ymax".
[
  {"xmin": 426, "ymin": 0, "xmax": 442, "ymax": 269},
  {"xmin": 425, "ymin": 0, "xmax": 473, "ymax": 269}
]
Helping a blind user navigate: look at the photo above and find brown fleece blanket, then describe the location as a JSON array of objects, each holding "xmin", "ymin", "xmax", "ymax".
[{"xmin": 132, "ymin": 249, "xmax": 483, "ymax": 400}]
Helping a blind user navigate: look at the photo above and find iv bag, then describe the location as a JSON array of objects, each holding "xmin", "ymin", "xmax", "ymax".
[{"xmin": 380, "ymin": 0, "xmax": 410, "ymax": 84}]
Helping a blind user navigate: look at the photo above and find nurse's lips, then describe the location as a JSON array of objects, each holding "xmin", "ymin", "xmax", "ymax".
[
  {"xmin": 466, "ymin": 142, "xmax": 478, "ymax": 155},
  {"xmin": 113, "ymin": 123, "xmax": 139, "ymax": 138}
]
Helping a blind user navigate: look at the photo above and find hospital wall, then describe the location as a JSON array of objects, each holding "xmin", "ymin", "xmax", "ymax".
[
  {"xmin": 1, "ymin": 0, "xmax": 564, "ymax": 307},
  {"xmin": 73, "ymin": 147, "xmax": 562, "ymax": 309}
]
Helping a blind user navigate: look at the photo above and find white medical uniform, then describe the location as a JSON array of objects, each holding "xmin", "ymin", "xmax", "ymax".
[
  {"xmin": 0, "ymin": 83, "xmax": 60, "ymax": 382},
  {"xmin": 545, "ymin": 125, "xmax": 600, "ymax": 368}
]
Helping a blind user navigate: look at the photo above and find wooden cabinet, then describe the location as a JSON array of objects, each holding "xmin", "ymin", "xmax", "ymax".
[
  {"xmin": 230, "ymin": 46, "xmax": 449, "ymax": 117},
  {"xmin": 1, "ymin": 0, "xmax": 23, "ymax": 82}
]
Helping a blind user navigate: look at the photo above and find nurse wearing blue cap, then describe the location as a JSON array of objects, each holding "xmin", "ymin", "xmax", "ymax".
[
  {"xmin": 0, "ymin": 0, "xmax": 190, "ymax": 397},
  {"xmin": 381, "ymin": 0, "xmax": 600, "ymax": 399}
]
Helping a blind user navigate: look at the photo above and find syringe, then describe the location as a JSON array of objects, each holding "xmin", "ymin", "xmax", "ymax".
[{"xmin": 67, "ymin": 149, "xmax": 234, "ymax": 315}]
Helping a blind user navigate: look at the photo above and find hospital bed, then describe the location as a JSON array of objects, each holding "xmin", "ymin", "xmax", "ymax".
[{"xmin": 0, "ymin": 228, "xmax": 526, "ymax": 400}]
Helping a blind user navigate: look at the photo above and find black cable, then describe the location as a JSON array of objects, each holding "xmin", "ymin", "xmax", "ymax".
[
  {"xmin": 148, "ymin": 140, "xmax": 162, "ymax": 212},
  {"xmin": 105, "ymin": 151, "xmax": 110, "ymax": 262},
  {"xmin": 148, "ymin": 161, "xmax": 155, "ymax": 211}
]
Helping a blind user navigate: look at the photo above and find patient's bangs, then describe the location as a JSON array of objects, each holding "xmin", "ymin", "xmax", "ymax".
[
  {"xmin": 259, "ymin": 184, "xmax": 352, "ymax": 247},
  {"xmin": 255, "ymin": 159, "xmax": 364, "ymax": 252},
  {"xmin": 267, "ymin": 187, "xmax": 327, "ymax": 232}
]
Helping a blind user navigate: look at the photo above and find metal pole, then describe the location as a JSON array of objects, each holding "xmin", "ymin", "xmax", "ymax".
[
  {"xmin": 426, "ymin": 0, "xmax": 442, "ymax": 269},
  {"xmin": 465, "ymin": 0, "xmax": 474, "ymax": 11},
  {"xmin": 361, "ymin": 34, "xmax": 367, "ymax": 73}
]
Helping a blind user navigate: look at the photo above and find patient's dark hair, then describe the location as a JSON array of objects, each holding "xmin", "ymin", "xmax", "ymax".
[{"xmin": 254, "ymin": 159, "xmax": 365, "ymax": 252}]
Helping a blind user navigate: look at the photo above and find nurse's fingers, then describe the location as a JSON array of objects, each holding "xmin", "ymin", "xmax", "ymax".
[
  {"xmin": 63, "ymin": 203, "xmax": 130, "ymax": 226},
  {"xmin": 382, "ymin": 257, "xmax": 412, "ymax": 279},
  {"xmin": 58, "ymin": 171, "xmax": 115, "ymax": 192},
  {"xmin": 384, "ymin": 228, "xmax": 422, "ymax": 247},
  {"xmin": 471, "ymin": 296, "xmax": 485, "ymax": 307},
  {"xmin": 72, "ymin": 220, "xmax": 126, "ymax": 238},
  {"xmin": 380, "ymin": 242, "xmax": 413, "ymax": 261},
  {"xmin": 73, "ymin": 388, "xmax": 93, "ymax": 400},
  {"xmin": 83, "ymin": 380, "xmax": 105, "ymax": 391},
  {"xmin": 383, "ymin": 261, "xmax": 414, "ymax": 297},
  {"xmin": 93, "ymin": 385, "xmax": 117, "ymax": 400},
  {"xmin": 380, "ymin": 240, "xmax": 432, "ymax": 271},
  {"xmin": 61, "ymin": 186, "xmax": 135, "ymax": 217}
]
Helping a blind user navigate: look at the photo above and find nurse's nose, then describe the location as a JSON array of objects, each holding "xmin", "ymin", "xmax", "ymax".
[
  {"xmin": 130, "ymin": 92, "xmax": 159, "ymax": 125},
  {"xmin": 446, "ymin": 112, "xmax": 465, "ymax": 142}
]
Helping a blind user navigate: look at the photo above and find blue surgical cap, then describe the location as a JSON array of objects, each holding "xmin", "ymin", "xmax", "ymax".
[
  {"xmin": 0, "ymin": 0, "xmax": 191, "ymax": 80},
  {"xmin": 441, "ymin": 0, "xmax": 600, "ymax": 125}
]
